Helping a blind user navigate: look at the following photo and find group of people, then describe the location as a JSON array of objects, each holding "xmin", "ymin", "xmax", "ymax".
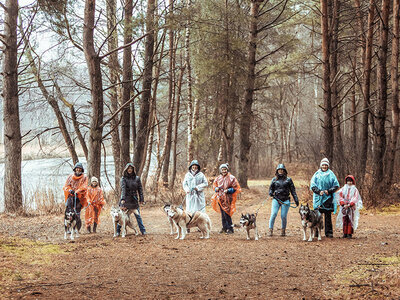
[{"xmin": 63, "ymin": 157, "xmax": 363, "ymax": 239}]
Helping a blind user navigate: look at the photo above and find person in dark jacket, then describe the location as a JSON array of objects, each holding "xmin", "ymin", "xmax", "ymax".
[
  {"xmin": 268, "ymin": 164, "xmax": 299, "ymax": 237},
  {"xmin": 117, "ymin": 163, "xmax": 146, "ymax": 235}
]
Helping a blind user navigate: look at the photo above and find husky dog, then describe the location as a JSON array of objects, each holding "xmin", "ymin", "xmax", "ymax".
[
  {"xmin": 64, "ymin": 206, "xmax": 79, "ymax": 240},
  {"xmin": 239, "ymin": 213, "xmax": 259, "ymax": 241},
  {"xmin": 299, "ymin": 203, "xmax": 323, "ymax": 242},
  {"xmin": 167, "ymin": 205, "xmax": 211, "ymax": 240},
  {"xmin": 110, "ymin": 206, "xmax": 138, "ymax": 238},
  {"xmin": 163, "ymin": 204, "xmax": 178, "ymax": 235}
]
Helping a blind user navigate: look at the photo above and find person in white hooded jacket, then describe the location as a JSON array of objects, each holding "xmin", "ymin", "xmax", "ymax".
[{"xmin": 183, "ymin": 160, "xmax": 208, "ymax": 214}]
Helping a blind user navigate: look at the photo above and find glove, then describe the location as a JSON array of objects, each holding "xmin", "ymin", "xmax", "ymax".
[
  {"xmin": 215, "ymin": 187, "xmax": 219, "ymax": 192},
  {"xmin": 226, "ymin": 188, "xmax": 235, "ymax": 194},
  {"xmin": 340, "ymin": 201, "xmax": 345, "ymax": 206},
  {"xmin": 69, "ymin": 190, "xmax": 75, "ymax": 195}
]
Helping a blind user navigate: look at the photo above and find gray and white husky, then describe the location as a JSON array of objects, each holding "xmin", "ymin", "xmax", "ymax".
[
  {"xmin": 299, "ymin": 203, "xmax": 323, "ymax": 242},
  {"xmin": 163, "ymin": 204, "xmax": 178, "ymax": 235},
  {"xmin": 64, "ymin": 206, "xmax": 79, "ymax": 240},
  {"xmin": 239, "ymin": 213, "xmax": 259, "ymax": 241},
  {"xmin": 110, "ymin": 206, "xmax": 138, "ymax": 238}
]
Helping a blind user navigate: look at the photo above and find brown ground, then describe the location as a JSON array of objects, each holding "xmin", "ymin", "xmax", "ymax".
[{"xmin": 0, "ymin": 186, "xmax": 399, "ymax": 300}]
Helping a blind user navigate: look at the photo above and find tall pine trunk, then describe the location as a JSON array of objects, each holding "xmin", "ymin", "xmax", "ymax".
[
  {"xmin": 372, "ymin": 0, "xmax": 390, "ymax": 190},
  {"xmin": 386, "ymin": 0, "xmax": 400, "ymax": 183},
  {"xmin": 238, "ymin": 0, "xmax": 261, "ymax": 188},
  {"xmin": 134, "ymin": 0, "xmax": 155, "ymax": 175},
  {"xmin": 84, "ymin": 0, "xmax": 104, "ymax": 179},
  {"xmin": 2, "ymin": 0, "xmax": 22, "ymax": 213},
  {"xmin": 121, "ymin": 0, "xmax": 133, "ymax": 166},
  {"xmin": 107, "ymin": 0, "xmax": 122, "ymax": 194},
  {"xmin": 359, "ymin": 0, "xmax": 375, "ymax": 182},
  {"xmin": 321, "ymin": 0, "xmax": 334, "ymax": 161}
]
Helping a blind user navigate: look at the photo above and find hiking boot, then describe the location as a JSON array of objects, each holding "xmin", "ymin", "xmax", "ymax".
[
  {"xmin": 219, "ymin": 228, "xmax": 226, "ymax": 234},
  {"xmin": 326, "ymin": 233, "xmax": 333, "ymax": 238},
  {"xmin": 346, "ymin": 234, "xmax": 352, "ymax": 239},
  {"xmin": 281, "ymin": 229, "xmax": 286, "ymax": 237},
  {"xmin": 269, "ymin": 228, "xmax": 273, "ymax": 236},
  {"xmin": 86, "ymin": 226, "xmax": 91, "ymax": 233},
  {"xmin": 342, "ymin": 234, "xmax": 348, "ymax": 238},
  {"xmin": 93, "ymin": 223, "xmax": 97, "ymax": 233},
  {"xmin": 226, "ymin": 229, "xmax": 234, "ymax": 234},
  {"xmin": 187, "ymin": 228, "xmax": 190, "ymax": 233}
]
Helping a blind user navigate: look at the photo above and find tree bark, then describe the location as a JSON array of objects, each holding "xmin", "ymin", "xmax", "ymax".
[
  {"xmin": 185, "ymin": 0, "xmax": 194, "ymax": 165},
  {"xmin": 161, "ymin": 0, "xmax": 176, "ymax": 187},
  {"xmin": 386, "ymin": 0, "xmax": 399, "ymax": 184},
  {"xmin": 321, "ymin": 0, "xmax": 334, "ymax": 162},
  {"xmin": 134, "ymin": 0, "xmax": 155, "ymax": 175},
  {"xmin": 373, "ymin": 0, "xmax": 390, "ymax": 189},
  {"xmin": 2, "ymin": 0, "xmax": 22, "ymax": 213},
  {"xmin": 121, "ymin": 0, "xmax": 133, "ymax": 166},
  {"xmin": 359, "ymin": 0, "xmax": 375, "ymax": 182},
  {"xmin": 238, "ymin": 0, "xmax": 262, "ymax": 189},
  {"xmin": 107, "ymin": 0, "xmax": 122, "ymax": 194},
  {"xmin": 83, "ymin": 0, "xmax": 104, "ymax": 179}
]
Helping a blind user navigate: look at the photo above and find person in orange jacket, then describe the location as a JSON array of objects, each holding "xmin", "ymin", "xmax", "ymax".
[
  {"xmin": 85, "ymin": 176, "xmax": 105, "ymax": 233},
  {"xmin": 63, "ymin": 162, "xmax": 88, "ymax": 231}
]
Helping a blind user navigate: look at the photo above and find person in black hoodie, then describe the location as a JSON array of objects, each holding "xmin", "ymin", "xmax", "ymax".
[
  {"xmin": 117, "ymin": 163, "xmax": 146, "ymax": 235},
  {"xmin": 268, "ymin": 164, "xmax": 299, "ymax": 237}
]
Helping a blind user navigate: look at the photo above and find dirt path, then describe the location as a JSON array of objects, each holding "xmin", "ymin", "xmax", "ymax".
[{"xmin": 0, "ymin": 188, "xmax": 399, "ymax": 299}]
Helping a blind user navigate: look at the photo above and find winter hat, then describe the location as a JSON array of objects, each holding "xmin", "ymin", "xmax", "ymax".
[
  {"xmin": 320, "ymin": 158, "xmax": 330, "ymax": 168},
  {"xmin": 91, "ymin": 176, "xmax": 99, "ymax": 183},
  {"xmin": 219, "ymin": 163, "xmax": 229, "ymax": 173},
  {"xmin": 73, "ymin": 162, "xmax": 84, "ymax": 172}
]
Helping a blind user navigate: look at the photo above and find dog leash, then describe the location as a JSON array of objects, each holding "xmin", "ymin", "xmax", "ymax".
[
  {"xmin": 274, "ymin": 198, "xmax": 298, "ymax": 208},
  {"xmin": 255, "ymin": 198, "xmax": 268, "ymax": 214}
]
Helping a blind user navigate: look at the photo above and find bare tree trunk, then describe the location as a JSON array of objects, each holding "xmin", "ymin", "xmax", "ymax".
[
  {"xmin": 238, "ymin": 0, "xmax": 262, "ymax": 189},
  {"xmin": 107, "ymin": 0, "xmax": 122, "ymax": 194},
  {"xmin": 2, "ymin": 0, "xmax": 22, "ymax": 213},
  {"xmin": 386, "ymin": 0, "xmax": 400, "ymax": 183},
  {"xmin": 321, "ymin": 0, "xmax": 334, "ymax": 161},
  {"xmin": 372, "ymin": 0, "xmax": 390, "ymax": 189},
  {"xmin": 83, "ymin": 0, "xmax": 104, "ymax": 179},
  {"xmin": 121, "ymin": 0, "xmax": 133, "ymax": 166},
  {"xmin": 161, "ymin": 0, "xmax": 176, "ymax": 187},
  {"xmin": 171, "ymin": 64, "xmax": 185, "ymax": 188},
  {"xmin": 351, "ymin": 56, "xmax": 357, "ymax": 154},
  {"xmin": 359, "ymin": 0, "xmax": 375, "ymax": 182},
  {"xmin": 185, "ymin": 0, "xmax": 194, "ymax": 164},
  {"xmin": 141, "ymin": 111, "xmax": 155, "ymax": 188},
  {"xmin": 134, "ymin": 0, "xmax": 155, "ymax": 175}
]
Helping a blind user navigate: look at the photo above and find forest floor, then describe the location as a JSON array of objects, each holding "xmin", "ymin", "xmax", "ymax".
[{"xmin": 0, "ymin": 181, "xmax": 399, "ymax": 299}]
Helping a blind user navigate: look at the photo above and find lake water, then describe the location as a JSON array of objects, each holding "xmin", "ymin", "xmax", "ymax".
[{"xmin": 0, "ymin": 156, "xmax": 143, "ymax": 212}]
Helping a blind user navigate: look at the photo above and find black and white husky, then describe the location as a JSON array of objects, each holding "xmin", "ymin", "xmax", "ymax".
[
  {"xmin": 239, "ymin": 213, "xmax": 259, "ymax": 241},
  {"xmin": 64, "ymin": 206, "xmax": 79, "ymax": 240},
  {"xmin": 299, "ymin": 203, "xmax": 323, "ymax": 242},
  {"xmin": 163, "ymin": 204, "xmax": 178, "ymax": 235},
  {"xmin": 110, "ymin": 206, "xmax": 138, "ymax": 238}
]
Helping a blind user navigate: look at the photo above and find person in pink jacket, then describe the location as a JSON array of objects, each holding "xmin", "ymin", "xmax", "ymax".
[{"xmin": 335, "ymin": 175, "xmax": 363, "ymax": 238}]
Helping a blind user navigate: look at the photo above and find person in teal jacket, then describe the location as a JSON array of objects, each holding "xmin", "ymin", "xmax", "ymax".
[{"xmin": 310, "ymin": 158, "xmax": 339, "ymax": 238}]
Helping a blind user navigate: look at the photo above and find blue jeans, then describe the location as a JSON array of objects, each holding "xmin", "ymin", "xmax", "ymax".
[{"xmin": 269, "ymin": 199, "xmax": 290, "ymax": 229}]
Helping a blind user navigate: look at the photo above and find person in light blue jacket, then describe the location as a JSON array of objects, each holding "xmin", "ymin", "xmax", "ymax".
[
  {"xmin": 183, "ymin": 160, "xmax": 208, "ymax": 214},
  {"xmin": 310, "ymin": 158, "xmax": 339, "ymax": 238}
]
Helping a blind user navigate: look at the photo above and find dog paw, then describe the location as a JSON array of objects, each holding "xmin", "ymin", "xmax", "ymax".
[
  {"xmin": 303, "ymin": 238, "xmax": 307, "ymax": 241},
  {"xmin": 255, "ymin": 237, "xmax": 259, "ymax": 241},
  {"xmin": 247, "ymin": 237, "xmax": 250, "ymax": 240},
  {"xmin": 175, "ymin": 236, "xmax": 179, "ymax": 240},
  {"xmin": 307, "ymin": 239, "xmax": 313, "ymax": 242},
  {"xmin": 318, "ymin": 237, "xmax": 322, "ymax": 241}
]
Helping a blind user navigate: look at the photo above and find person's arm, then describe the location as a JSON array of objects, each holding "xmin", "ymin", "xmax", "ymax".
[
  {"xmin": 310, "ymin": 173, "xmax": 321, "ymax": 194},
  {"xmin": 269, "ymin": 178, "xmax": 275, "ymax": 197},
  {"xmin": 119, "ymin": 177, "xmax": 126, "ymax": 206},
  {"xmin": 289, "ymin": 178, "xmax": 299, "ymax": 206},
  {"xmin": 196, "ymin": 173, "xmax": 208, "ymax": 191},
  {"xmin": 137, "ymin": 177, "xmax": 144, "ymax": 203},
  {"xmin": 182, "ymin": 174, "xmax": 191, "ymax": 193}
]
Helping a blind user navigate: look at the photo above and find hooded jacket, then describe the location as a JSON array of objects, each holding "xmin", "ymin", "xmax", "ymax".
[
  {"xmin": 183, "ymin": 160, "xmax": 208, "ymax": 213},
  {"xmin": 268, "ymin": 164, "xmax": 298, "ymax": 204},
  {"xmin": 119, "ymin": 163, "xmax": 144, "ymax": 209}
]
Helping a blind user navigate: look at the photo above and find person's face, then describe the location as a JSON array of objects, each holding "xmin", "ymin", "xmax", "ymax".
[
  {"xmin": 127, "ymin": 166, "xmax": 134, "ymax": 174},
  {"xmin": 191, "ymin": 165, "xmax": 199, "ymax": 172},
  {"xmin": 277, "ymin": 169, "xmax": 284, "ymax": 175},
  {"xmin": 346, "ymin": 180, "xmax": 353, "ymax": 186},
  {"xmin": 321, "ymin": 164, "xmax": 328, "ymax": 172},
  {"xmin": 221, "ymin": 167, "xmax": 228, "ymax": 176},
  {"xmin": 92, "ymin": 181, "xmax": 98, "ymax": 187},
  {"xmin": 75, "ymin": 167, "xmax": 83, "ymax": 174}
]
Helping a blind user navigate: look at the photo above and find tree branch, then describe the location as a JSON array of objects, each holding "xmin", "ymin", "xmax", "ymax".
[{"xmin": 99, "ymin": 33, "xmax": 148, "ymax": 60}]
